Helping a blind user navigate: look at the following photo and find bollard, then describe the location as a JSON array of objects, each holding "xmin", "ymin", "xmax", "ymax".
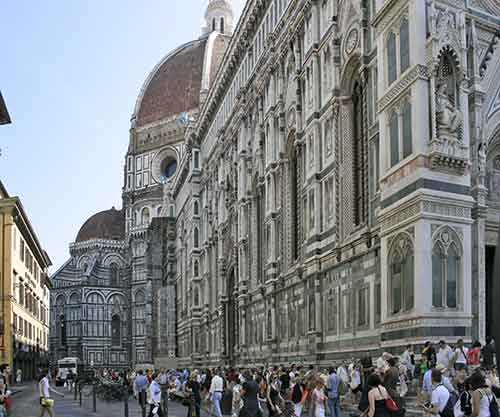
[
  {"xmin": 92, "ymin": 382, "xmax": 97, "ymax": 413},
  {"xmin": 74, "ymin": 381, "xmax": 78, "ymax": 401},
  {"xmin": 79, "ymin": 384, "xmax": 82, "ymax": 407}
]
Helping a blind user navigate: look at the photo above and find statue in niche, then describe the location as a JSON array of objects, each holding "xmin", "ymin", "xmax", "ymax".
[{"xmin": 436, "ymin": 82, "xmax": 463, "ymax": 143}]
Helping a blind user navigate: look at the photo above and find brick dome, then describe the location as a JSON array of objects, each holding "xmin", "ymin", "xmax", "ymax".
[
  {"xmin": 75, "ymin": 208, "xmax": 125, "ymax": 243},
  {"xmin": 132, "ymin": 34, "xmax": 230, "ymax": 128}
]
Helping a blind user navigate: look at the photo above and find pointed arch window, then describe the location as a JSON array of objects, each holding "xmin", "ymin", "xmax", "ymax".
[
  {"xmin": 400, "ymin": 19, "xmax": 410, "ymax": 73},
  {"xmin": 212, "ymin": 18, "xmax": 216, "ymax": 32},
  {"xmin": 111, "ymin": 315, "xmax": 121, "ymax": 346},
  {"xmin": 220, "ymin": 17, "xmax": 225, "ymax": 34},
  {"xmin": 194, "ymin": 200, "xmax": 199, "ymax": 216},
  {"xmin": 193, "ymin": 260, "xmax": 199, "ymax": 277},
  {"xmin": 389, "ymin": 234, "xmax": 414, "ymax": 315},
  {"xmin": 387, "ymin": 32, "xmax": 397, "ymax": 84},
  {"xmin": 193, "ymin": 227, "xmax": 199, "ymax": 248},
  {"xmin": 390, "ymin": 111, "xmax": 399, "ymax": 167},
  {"xmin": 141, "ymin": 207, "xmax": 150, "ymax": 225},
  {"xmin": 432, "ymin": 228, "xmax": 461, "ymax": 309},
  {"xmin": 402, "ymin": 101, "xmax": 412, "ymax": 158},
  {"xmin": 109, "ymin": 263, "xmax": 119, "ymax": 286}
]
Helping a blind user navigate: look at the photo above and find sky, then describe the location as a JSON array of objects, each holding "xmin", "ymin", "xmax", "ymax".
[{"xmin": 0, "ymin": 0, "xmax": 245, "ymax": 270}]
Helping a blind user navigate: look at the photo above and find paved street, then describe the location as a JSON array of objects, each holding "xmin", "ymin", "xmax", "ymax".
[{"xmin": 9, "ymin": 383, "xmax": 190, "ymax": 417}]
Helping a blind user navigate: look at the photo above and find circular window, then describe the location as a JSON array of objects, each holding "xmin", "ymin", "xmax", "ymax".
[{"xmin": 161, "ymin": 158, "xmax": 177, "ymax": 180}]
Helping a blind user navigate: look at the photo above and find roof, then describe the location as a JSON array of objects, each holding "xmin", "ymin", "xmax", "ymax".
[
  {"xmin": 132, "ymin": 33, "xmax": 229, "ymax": 128},
  {"xmin": 75, "ymin": 207, "xmax": 125, "ymax": 243},
  {"xmin": 0, "ymin": 91, "xmax": 11, "ymax": 125}
]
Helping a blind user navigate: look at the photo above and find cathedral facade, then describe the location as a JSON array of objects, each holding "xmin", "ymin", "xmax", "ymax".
[{"xmin": 50, "ymin": 0, "xmax": 500, "ymax": 369}]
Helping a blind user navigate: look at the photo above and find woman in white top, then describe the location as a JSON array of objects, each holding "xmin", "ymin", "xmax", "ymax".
[
  {"xmin": 312, "ymin": 379, "xmax": 327, "ymax": 417},
  {"xmin": 470, "ymin": 373, "xmax": 495, "ymax": 417},
  {"xmin": 38, "ymin": 369, "xmax": 64, "ymax": 417}
]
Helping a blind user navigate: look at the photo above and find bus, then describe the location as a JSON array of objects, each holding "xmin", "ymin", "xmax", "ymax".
[{"xmin": 56, "ymin": 357, "xmax": 79, "ymax": 385}]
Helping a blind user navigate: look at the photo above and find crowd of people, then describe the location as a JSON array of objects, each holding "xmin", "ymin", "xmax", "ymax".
[{"xmin": 38, "ymin": 338, "xmax": 499, "ymax": 417}]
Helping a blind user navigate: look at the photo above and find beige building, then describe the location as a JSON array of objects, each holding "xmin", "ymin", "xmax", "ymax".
[{"xmin": 0, "ymin": 181, "xmax": 51, "ymax": 380}]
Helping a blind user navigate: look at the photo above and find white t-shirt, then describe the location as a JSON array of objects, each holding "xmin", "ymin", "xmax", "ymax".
[
  {"xmin": 39, "ymin": 376, "xmax": 50, "ymax": 398},
  {"xmin": 431, "ymin": 385, "xmax": 450, "ymax": 412},
  {"xmin": 437, "ymin": 346, "xmax": 453, "ymax": 367},
  {"xmin": 455, "ymin": 347, "xmax": 469, "ymax": 365}
]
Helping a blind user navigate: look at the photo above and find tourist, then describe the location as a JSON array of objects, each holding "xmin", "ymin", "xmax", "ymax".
[
  {"xmin": 135, "ymin": 369, "xmax": 149, "ymax": 410},
  {"xmin": 456, "ymin": 379, "xmax": 473, "ymax": 417},
  {"xmin": 400, "ymin": 346, "xmax": 415, "ymax": 380},
  {"xmin": 66, "ymin": 370, "xmax": 74, "ymax": 392},
  {"xmin": 291, "ymin": 376, "xmax": 305, "ymax": 417},
  {"xmin": 422, "ymin": 342, "xmax": 437, "ymax": 370},
  {"xmin": 326, "ymin": 367, "xmax": 343, "ymax": 417},
  {"xmin": 468, "ymin": 342, "xmax": 482, "ymax": 372},
  {"xmin": 469, "ymin": 372, "xmax": 496, "ymax": 417},
  {"xmin": 38, "ymin": 369, "xmax": 65, "ymax": 417},
  {"xmin": 240, "ymin": 371, "xmax": 261, "ymax": 417},
  {"xmin": 421, "ymin": 369, "xmax": 451, "ymax": 416},
  {"xmin": 186, "ymin": 370, "xmax": 201, "ymax": 417},
  {"xmin": 148, "ymin": 373, "xmax": 163, "ymax": 417},
  {"xmin": 312, "ymin": 378, "xmax": 327, "ymax": 417},
  {"xmin": 350, "ymin": 363, "xmax": 362, "ymax": 402},
  {"xmin": 437, "ymin": 341, "xmax": 454, "ymax": 369},
  {"xmin": 383, "ymin": 357, "xmax": 404, "ymax": 412},
  {"xmin": 366, "ymin": 373, "xmax": 391, "ymax": 417},
  {"xmin": 455, "ymin": 339, "xmax": 470, "ymax": 372},
  {"xmin": 482, "ymin": 337, "xmax": 496, "ymax": 370},
  {"xmin": 210, "ymin": 369, "xmax": 224, "ymax": 417},
  {"xmin": 15, "ymin": 370, "xmax": 21, "ymax": 385},
  {"xmin": 266, "ymin": 373, "xmax": 282, "ymax": 417}
]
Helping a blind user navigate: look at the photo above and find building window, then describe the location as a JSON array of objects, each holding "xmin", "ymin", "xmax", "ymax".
[
  {"xmin": 308, "ymin": 189, "xmax": 315, "ymax": 233},
  {"xmin": 212, "ymin": 18, "xmax": 216, "ymax": 32},
  {"xmin": 402, "ymin": 101, "xmax": 412, "ymax": 158},
  {"xmin": 324, "ymin": 118, "xmax": 333, "ymax": 156},
  {"xmin": 400, "ymin": 19, "xmax": 410, "ymax": 73},
  {"xmin": 357, "ymin": 287, "xmax": 370, "ymax": 327},
  {"xmin": 387, "ymin": 32, "xmax": 397, "ymax": 84},
  {"xmin": 390, "ymin": 111, "xmax": 399, "ymax": 167},
  {"xmin": 193, "ymin": 260, "xmax": 199, "ymax": 277},
  {"xmin": 220, "ymin": 17, "xmax": 225, "ymax": 34},
  {"xmin": 110, "ymin": 263, "xmax": 119, "ymax": 286},
  {"xmin": 193, "ymin": 227, "xmax": 199, "ymax": 248},
  {"xmin": 324, "ymin": 177, "xmax": 334, "ymax": 229},
  {"xmin": 193, "ymin": 200, "xmax": 199, "ymax": 216},
  {"xmin": 432, "ymin": 227, "xmax": 461, "ymax": 309},
  {"xmin": 389, "ymin": 233, "xmax": 414, "ymax": 314},
  {"xmin": 193, "ymin": 150, "xmax": 200, "ymax": 170},
  {"xmin": 111, "ymin": 315, "xmax": 121, "ymax": 346},
  {"xmin": 141, "ymin": 207, "xmax": 150, "ymax": 225}
]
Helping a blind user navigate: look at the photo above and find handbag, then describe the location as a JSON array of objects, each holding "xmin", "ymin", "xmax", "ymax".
[
  {"xmin": 378, "ymin": 387, "xmax": 398, "ymax": 412},
  {"xmin": 41, "ymin": 398, "xmax": 54, "ymax": 408}
]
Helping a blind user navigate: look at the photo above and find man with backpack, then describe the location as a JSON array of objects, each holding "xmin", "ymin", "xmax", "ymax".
[{"xmin": 421, "ymin": 369, "xmax": 454, "ymax": 417}]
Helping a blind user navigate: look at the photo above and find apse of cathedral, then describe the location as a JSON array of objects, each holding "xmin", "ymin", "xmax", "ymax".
[{"xmin": 50, "ymin": 0, "xmax": 500, "ymax": 368}]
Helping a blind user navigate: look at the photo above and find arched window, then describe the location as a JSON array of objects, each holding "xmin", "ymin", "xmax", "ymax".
[
  {"xmin": 212, "ymin": 18, "xmax": 216, "ymax": 32},
  {"xmin": 390, "ymin": 111, "xmax": 400, "ymax": 167},
  {"xmin": 432, "ymin": 228, "xmax": 461, "ymax": 309},
  {"xmin": 141, "ymin": 207, "xmax": 150, "ymax": 225},
  {"xmin": 111, "ymin": 315, "xmax": 121, "ymax": 346},
  {"xmin": 86, "ymin": 293, "xmax": 105, "ymax": 337},
  {"xmin": 193, "ymin": 227, "xmax": 199, "ymax": 248},
  {"xmin": 109, "ymin": 263, "xmax": 119, "ymax": 286},
  {"xmin": 194, "ymin": 201, "xmax": 199, "ymax": 216},
  {"xmin": 389, "ymin": 234, "xmax": 414, "ymax": 315},
  {"xmin": 157, "ymin": 206, "xmax": 162, "ymax": 216},
  {"xmin": 220, "ymin": 17, "xmax": 225, "ymax": 34},
  {"xmin": 400, "ymin": 19, "xmax": 410, "ymax": 73},
  {"xmin": 387, "ymin": 32, "xmax": 397, "ymax": 84},
  {"xmin": 402, "ymin": 102, "xmax": 412, "ymax": 158},
  {"xmin": 193, "ymin": 260, "xmax": 199, "ymax": 277}
]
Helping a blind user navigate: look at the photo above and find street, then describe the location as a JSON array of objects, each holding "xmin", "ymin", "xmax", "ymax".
[{"xmin": 9, "ymin": 383, "xmax": 189, "ymax": 417}]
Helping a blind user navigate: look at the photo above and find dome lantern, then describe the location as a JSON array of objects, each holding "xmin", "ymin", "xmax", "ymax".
[{"xmin": 202, "ymin": 0, "xmax": 234, "ymax": 35}]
